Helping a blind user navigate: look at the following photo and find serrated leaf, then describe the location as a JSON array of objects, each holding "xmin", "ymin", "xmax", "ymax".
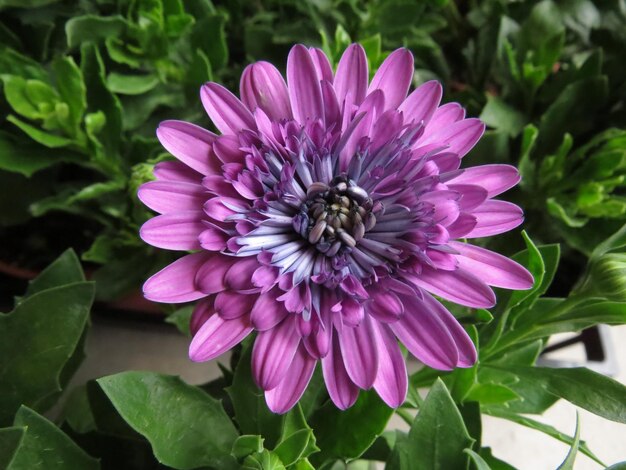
[
  {"xmin": 52, "ymin": 57, "xmax": 87, "ymax": 136},
  {"xmin": 7, "ymin": 115, "xmax": 73, "ymax": 148},
  {"xmin": 98, "ymin": 371, "xmax": 239, "ymax": 470},
  {"xmin": 8, "ymin": 406, "xmax": 99, "ymax": 469},
  {"xmin": 273, "ymin": 405, "xmax": 319, "ymax": 466},
  {"xmin": 480, "ymin": 96, "xmax": 526, "ymax": 137},
  {"xmin": 25, "ymin": 248, "xmax": 85, "ymax": 296},
  {"xmin": 66, "ymin": 15, "xmax": 129, "ymax": 48},
  {"xmin": 232, "ymin": 435, "xmax": 265, "ymax": 460}
]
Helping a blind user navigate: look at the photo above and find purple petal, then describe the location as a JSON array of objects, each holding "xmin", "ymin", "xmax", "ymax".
[
  {"xmin": 338, "ymin": 315, "xmax": 379, "ymax": 389},
  {"xmin": 224, "ymin": 257, "xmax": 260, "ymax": 292},
  {"xmin": 420, "ymin": 190, "xmax": 461, "ymax": 227},
  {"xmin": 140, "ymin": 211, "xmax": 204, "ymax": 250},
  {"xmin": 321, "ymin": 80, "xmax": 341, "ymax": 128},
  {"xmin": 265, "ymin": 345, "xmax": 316, "ymax": 414},
  {"xmin": 466, "ymin": 200, "xmax": 524, "ymax": 238},
  {"xmin": 213, "ymin": 135, "xmax": 245, "ymax": 163},
  {"xmin": 446, "ymin": 213, "xmax": 478, "ymax": 238},
  {"xmin": 372, "ymin": 323, "xmax": 408, "ymax": 407},
  {"xmin": 138, "ymin": 180, "xmax": 206, "ymax": 214},
  {"xmin": 367, "ymin": 291, "xmax": 404, "ymax": 323},
  {"xmin": 156, "ymin": 121, "xmax": 217, "ymax": 175},
  {"xmin": 153, "ymin": 161, "xmax": 204, "ymax": 183},
  {"xmin": 250, "ymin": 289, "xmax": 289, "ymax": 330},
  {"xmin": 426, "ymin": 102, "xmax": 466, "ymax": 131},
  {"xmin": 390, "ymin": 294, "xmax": 458, "ymax": 370},
  {"xmin": 287, "ymin": 44, "xmax": 324, "ymax": 124},
  {"xmin": 195, "ymin": 255, "xmax": 236, "ymax": 294},
  {"xmin": 240, "ymin": 61, "xmax": 292, "ymax": 121},
  {"xmin": 334, "ymin": 44, "xmax": 368, "ymax": 107},
  {"xmin": 189, "ymin": 313, "xmax": 253, "ymax": 362},
  {"xmin": 447, "ymin": 164, "xmax": 521, "ymax": 197},
  {"xmin": 406, "ymin": 266, "xmax": 496, "ymax": 309},
  {"xmin": 190, "ymin": 297, "xmax": 214, "ymax": 336},
  {"xmin": 448, "ymin": 184, "xmax": 488, "ymax": 211},
  {"xmin": 368, "ymin": 48, "xmax": 414, "ymax": 110},
  {"xmin": 322, "ymin": 332, "xmax": 359, "ymax": 409},
  {"xmin": 198, "ymin": 226, "xmax": 228, "ymax": 251},
  {"xmin": 200, "ymin": 82, "xmax": 257, "ymax": 135},
  {"xmin": 450, "ymin": 241, "xmax": 534, "ymax": 290},
  {"xmin": 143, "ymin": 252, "xmax": 211, "ymax": 303},
  {"xmin": 215, "ymin": 291, "xmax": 258, "ymax": 319},
  {"xmin": 341, "ymin": 297, "xmax": 364, "ymax": 327},
  {"xmin": 421, "ymin": 293, "xmax": 477, "ymax": 367},
  {"xmin": 421, "ymin": 118, "xmax": 485, "ymax": 158},
  {"xmin": 252, "ymin": 316, "xmax": 301, "ymax": 390},
  {"xmin": 398, "ymin": 80, "xmax": 442, "ymax": 126},
  {"xmin": 204, "ymin": 197, "xmax": 249, "ymax": 222},
  {"xmin": 309, "ymin": 47, "xmax": 334, "ymax": 82}
]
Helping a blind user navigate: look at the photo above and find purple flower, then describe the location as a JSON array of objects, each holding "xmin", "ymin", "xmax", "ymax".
[{"xmin": 139, "ymin": 44, "xmax": 533, "ymax": 413}]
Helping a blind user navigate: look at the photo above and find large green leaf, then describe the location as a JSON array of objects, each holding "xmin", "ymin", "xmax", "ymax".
[
  {"xmin": 65, "ymin": 15, "xmax": 129, "ymax": 48},
  {"xmin": 25, "ymin": 248, "xmax": 85, "ymax": 296},
  {"xmin": 388, "ymin": 380, "xmax": 474, "ymax": 470},
  {"xmin": 0, "ymin": 261, "xmax": 94, "ymax": 425},
  {"xmin": 52, "ymin": 57, "xmax": 87, "ymax": 136},
  {"xmin": 0, "ymin": 427, "xmax": 26, "ymax": 468},
  {"xmin": 273, "ymin": 405, "xmax": 319, "ymax": 467},
  {"xmin": 6, "ymin": 406, "xmax": 99, "ymax": 470},
  {"xmin": 98, "ymin": 371, "xmax": 239, "ymax": 470},
  {"xmin": 494, "ymin": 366, "xmax": 626, "ymax": 423}
]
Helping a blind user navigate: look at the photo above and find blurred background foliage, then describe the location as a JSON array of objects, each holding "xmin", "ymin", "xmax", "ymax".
[{"xmin": 1, "ymin": 0, "xmax": 625, "ymax": 303}]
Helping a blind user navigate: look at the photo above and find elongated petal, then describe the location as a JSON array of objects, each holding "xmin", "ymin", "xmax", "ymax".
[
  {"xmin": 421, "ymin": 293, "xmax": 477, "ymax": 367},
  {"xmin": 157, "ymin": 121, "xmax": 217, "ymax": 175},
  {"xmin": 466, "ymin": 200, "xmax": 524, "ymax": 238},
  {"xmin": 368, "ymin": 48, "xmax": 414, "ymax": 110},
  {"xmin": 399, "ymin": 80, "xmax": 442, "ymax": 125},
  {"xmin": 287, "ymin": 44, "xmax": 324, "ymax": 124},
  {"xmin": 265, "ymin": 346, "xmax": 316, "ymax": 414},
  {"xmin": 334, "ymin": 44, "xmax": 368, "ymax": 107},
  {"xmin": 143, "ymin": 252, "xmax": 211, "ymax": 303},
  {"xmin": 367, "ymin": 291, "xmax": 404, "ymax": 323},
  {"xmin": 338, "ymin": 315, "xmax": 378, "ymax": 389},
  {"xmin": 421, "ymin": 118, "xmax": 485, "ymax": 158},
  {"xmin": 190, "ymin": 297, "xmax": 214, "ymax": 336},
  {"xmin": 450, "ymin": 241, "xmax": 534, "ymax": 289},
  {"xmin": 140, "ymin": 211, "xmax": 204, "ymax": 250},
  {"xmin": 250, "ymin": 289, "xmax": 289, "ymax": 330},
  {"xmin": 448, "ymin": 184, "xmax": 488, "ymax": 211},
  {"xmin": 373, "ymin": 323, "xmax": 408, "ymax": 407},
  {"xmin": 322, "ymin": 333, "xmax": 359, "ymax": 409},
  {"xmin": 198, "ymin": 226, "xmax": 228, "ymax": 251},
  {"xmin": 390, "ymin": 294, "xmax": 458, "ymax": 369},
  {"xmin": 189, "ymin": 313, "xmax": 252, "ymax": 361},
  {"xmin": 138, "ymin": 181, "xmax": 206, "ymax": 214},
  {"xmin": 153, "ymin": 161, "xmax": 204, "ymax": 183},
  {"xmin": 309, "ymin": 47, "xmax": 334, "ymax": 82},
  {"xmin": 240, "ymin": 61, "xmax": 292, "ymax": 121},
  {"xmin": 426, "ymin": 102, "xmax": 465, "ymax": 130},
  {"xmin": 215, "ymin": 291, "xmax": 257, "ymax": 319},
  {"xmin": 200, "ymin": 82, "xmax": 257, "ymax": 135},
  {"xmin": 195, "ymin": 255, "xmax": 236, "ymax": 294},
  {"xmin": 406, "ymin": 266, "xmax": 496, "ymax": 309},
  {"xmin": 447, "ymin": 164, "xmax": 521, "ymax": 197},
  {"xmin": 252, "ymin": 317, "xmax": 300, "ymax": 390}
]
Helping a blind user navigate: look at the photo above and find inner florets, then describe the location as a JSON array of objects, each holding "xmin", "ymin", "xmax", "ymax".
[{"xmin": 292, "ymin": 175, "xmax": 379, "ymax": 257}]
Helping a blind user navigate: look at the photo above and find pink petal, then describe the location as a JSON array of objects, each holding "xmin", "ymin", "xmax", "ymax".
[
  {"xmin": 195, "ymin": 255, "xmax": 236, "ymax": 294},
  {"xmin": 446, "ymin": 213, "xmax": 478, "ymax": 238},
  {"xmin": 367, "ymin": 291, "xmax": 404, "ymax": 323},
  {"xmin": 140, "ymin": 211, "xmax": 204, "ymax": 250},
  {"xmin": 143, "ymin": 252, "xmax": 211, "ymax": 303},
  {"xmin": 198, "ymin": 226, "xmax": 228, "ymax": 251},
  {"xmin": 189, "ymin": 297, "xmax": 215, "ymax": 336},
  {"xmin": 398, "ymin": 80, "xmax": 442, "ymax": 126},
  {"xmin": 406, "ymin": 266, "xmax": 496, "ymax": 309},
  {"xmin": 334, "ymin": 44, "xmax": 368, "ymax": 107},
  {"xmin": 450, "ymin": 241, "xmax": 534, "ymax": 290},
  {"xmin": 368, "ymin": 48, "xmax": 414, "ymax": 110},
  {"xmin": 200, "ymin": 82, "xmax": 257, "ymax": 135},
  {"xmin": 421, "ymin": 118, "xmax": 485, "ymax": 158},
  {"xmin": 138, "ymin": 180, "xmax": 206, "ymax": 214},
  {"xmin": 447, "ymin": 164, "xmax": 521, "ymax": 197},
  {"xmin": 466, "ymin": 200, "xmax": 524, "ymax": 238},
  {"xmin": 153, "ymin": 161, "xmax": 204, "ymax": 183},
  {"xmin": 372, "ymin": 323, "xmax": 407, "ymax": 407},
  {"xmin": 309, "ymin": 47, "xmax": 334, "ymax": 82},
  {"xmin": 240, "ymin": 61, "xmax": 292, "ymax": 121},
  {"xmin": 213, "ymin": 135, "xmax": 245, "ymax": 164},
  {"xmin": 287, "ymin": 44, "xmax": 324, "ymax": 124},
  {"xmin": 252, "ymin": 316, "xmax": 301, "ymax": 390},
  {"xmin": 322, "ymin": 332, "xmax": 359, "ymax": 409},
  {"xmin": 202, "ymin": 175, "xmax": 240, "ymax": 199},
  {"xmin": 338, "ymin": 315, "xmax": 379, "ymax": 389},
  {"xmin": 156, "ymin": 121, "xmax": 217, "ymax": 175},
  {"xmin": 250, "ymin": 289, "xmax": 289, "ymax": 330},
  {"xmin": 390, "ymin": 294, "xmax": 458, "ymax": 370},
  {"xmin": 426, "ymin": 102, "xmax": 466, "ymax": 131},
  {"xmin": 189, "ymin": 313, "xmax": 253, "ymax": 362},
  {"xmin": 420, "ymin": 190, "xmax": 461, "ymax": 226},
  {"xmin": 421, "ymin": 293, "xmax": 477, "ymax": 367},
  {"xmin": 321, "ymin": 80, "xmax": 341, "ymax": 128},
  {"xmin": 341, "ymin": 297, "xmax": 364, "ymax": 327},
  {"xmin": 448, "ymin": 184, "xmax": 488, "ymax": 211},
  {"xmin": 225, "ymin": 257, "xmax": 260, "ymax": 292},
  {"xmin": 265, "ymin": 345, "xmax": 316, "ymax": 414},
  {"xmin": 215, "ymin": 291, "xmax": 258, "ymax": 319},
  {"xmin": 203, "ymin": 197, "xmax": 249, "ymax": 222}
]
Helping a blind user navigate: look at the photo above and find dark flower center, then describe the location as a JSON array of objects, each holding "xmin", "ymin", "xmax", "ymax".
[{"xmin": 292, "ymin": 176, "xmax": 378, "ymax": 257}]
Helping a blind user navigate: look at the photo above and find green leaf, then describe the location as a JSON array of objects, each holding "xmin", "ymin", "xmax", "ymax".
[
  {"xmin": 7, "ymin": 115, "xmax": 73, "ymax": 148},
  {"xmin": 591, "ymin": 222, "xmax": 626, "ymax": 259},
  {"xmin": 52, "ymin": 57, "xmax": 87, "ymax": 135},
  {"xmin": 478, "ymin": 448, "xmax": 516, "ymax": 470},
  {"xmin": 494, "ymin": 366, "xmax": 626, "ymax": 423},
  {"xmin": 464, "ymin": 448, "xmax": 491, "ymax": 470},
  {"xmin": 242, "ymin": 449, "xmax": 286, "ymax": 470},
  {"xmin": 309, "ymin": 390, "xmax": 393, "ymax": 466},
  {"xmin": 227, "ymin": 343, "xmax": 284, "ymax": 449},
  {"xmin": 0, "ymin": 271, "xmax": 94, "ymax": 425},
  {"xmin": 518, "ymin": 124, "xmax": 538, "ymax": 189},
  {"xmin": 389, "ymin": 380, "xmax": 474, "ymax": 470},
  {"xmin": 232, "ymin": 435, "xmax": 265, "ymax": 460},
  {"xmin": 479, "ymin": 96, "xmax": 526, "ymax": 137},
  {"xmin": 0, "ymin": 427, "xmax": 26, "ymax": 468},
  {"xmin": 3, "ymin": 76, "xmax": 48, "ymax": 120},
  {"xmin": 25, "ymin": 248, "xmax": 85, "ymax": 296},
  {"xmin": 465, "ymin": 384, "xmax": 520, "ymax": 404},
  {"xmin": 8, "ymin": 406, "xmax": 99, "ymax": 470},
  {"xmin": 106, "ymin": 73, "xmax": 160, "ymax": 95},
  {"xmin": 273, "ymin": 405, "xmax": 319, "ymax": 466},
  {"xmin": 0, "ymin": 134, "xmax": 65, "ymax": 177},
  {"xmin": 165, "ymin": 305, "xmax": 193, "ymax": 336},
  {"xmin": 66, "ymin": 15, "xmax": 129, "ymax": 48},
  {"xmin": 98, "ymin": 371, "xmax": 239, "ymax": 470},
  {"xmin": 556, "ymin": 413, "xmax": 580, "ymax": 470}
]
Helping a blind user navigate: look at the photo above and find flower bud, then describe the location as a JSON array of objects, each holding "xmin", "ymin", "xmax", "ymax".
[{"xmin": 587, "ymin": 253, "xmax": 626, "ymax": 301}]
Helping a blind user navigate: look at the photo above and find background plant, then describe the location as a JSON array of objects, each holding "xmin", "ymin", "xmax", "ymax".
[{"xmin": 1, "ymin": 0, "xmax": 626, "ymax": 469}]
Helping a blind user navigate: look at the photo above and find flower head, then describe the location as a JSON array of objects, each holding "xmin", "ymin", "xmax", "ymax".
[{"xmin": 139, "ymin": 44, "xmax": 533, "ymax": 413}]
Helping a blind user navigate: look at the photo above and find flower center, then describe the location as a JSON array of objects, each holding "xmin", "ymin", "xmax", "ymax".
[{"xmin": 292, "ymin": 176, "xmax": 377, "ymax": 257}]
